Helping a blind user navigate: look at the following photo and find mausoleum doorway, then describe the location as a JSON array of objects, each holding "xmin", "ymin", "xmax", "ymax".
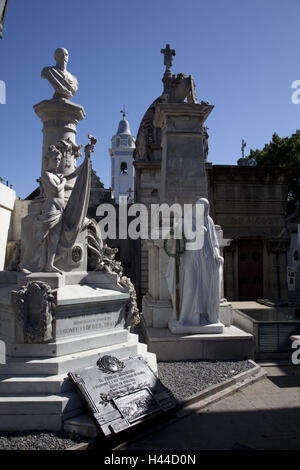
[{"xmin": 238, "ymin": 239, "xmax": 264, "ymax": 301}]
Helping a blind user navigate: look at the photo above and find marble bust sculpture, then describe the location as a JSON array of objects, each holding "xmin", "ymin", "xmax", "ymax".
[{"xmin": 41, "ymin": 47, "xmax": 78, "ymax": 99}]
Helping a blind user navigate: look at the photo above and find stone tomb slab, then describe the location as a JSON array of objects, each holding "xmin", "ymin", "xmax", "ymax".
[{"xmin": 68, "ymin": 355, "xmax": 176, "ymax": 436}]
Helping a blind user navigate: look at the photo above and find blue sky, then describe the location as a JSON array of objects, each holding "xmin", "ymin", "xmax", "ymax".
[{"xmin": 1, "ymin": 0, "xmax": 300, "ymax": 198}]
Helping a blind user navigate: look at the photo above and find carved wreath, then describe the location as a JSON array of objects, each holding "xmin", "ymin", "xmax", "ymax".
[{"xmin": 12, "ymin": 281, "xmax": 56, "ymax": 343}]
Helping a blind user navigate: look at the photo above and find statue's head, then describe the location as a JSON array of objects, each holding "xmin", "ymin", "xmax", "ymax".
[
  {"xmin": 54, "ymin": 48, "xmax": 69, "ymax": 69},
  {"xmin": 45, "ymin": 145, "xmax": 62, "ymax": 171},
  {"xmin": 196, "ymin": 198, "xmax": 210, "ymax": 217}
]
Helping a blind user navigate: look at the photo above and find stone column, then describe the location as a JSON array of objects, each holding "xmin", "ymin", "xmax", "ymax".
[
  {"xmin": 34, "ymin": 98, "xmax": 85, "ymax": 175},
  {"xmin": 153, "ymin": 102, "xmax": 214, "ymax": 206},
  {"xmin": 142, "ymin": 239, "xmax": 173, "ymax": 329}
]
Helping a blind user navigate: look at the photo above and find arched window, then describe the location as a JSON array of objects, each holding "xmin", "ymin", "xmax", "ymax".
[{"xmin": 120, "ymin": 162, "xmax": 128, "ymax": 174}]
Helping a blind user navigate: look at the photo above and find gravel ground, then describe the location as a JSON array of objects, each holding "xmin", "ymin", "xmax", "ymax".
[
  {"xmin": 0, "ymin": 431, "xmax": 87, "ymax": 450},
  {"xmin": 158, "ymin": 359, "xmax": 255, "ymax": 401},
  {"xmin": 0, "ymin": 359, "xmax": 255, "ymax": 449}
]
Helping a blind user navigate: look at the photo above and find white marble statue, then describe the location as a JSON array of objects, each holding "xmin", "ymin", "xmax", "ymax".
[
  {"xmin": 41, "ymin": 48, "xmax": 78, "ymax": 99},
  {"xmin": 166, "ymin": 198, "xmax": 224, "ymax": 326},
  {"xmin": 20, "ymin": 139, "xmax": 93, "ymax": 274}
]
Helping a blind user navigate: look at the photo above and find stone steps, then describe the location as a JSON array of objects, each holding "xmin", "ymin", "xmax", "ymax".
[
  {"xmin": 0, "ymin": 373, "xmax": 71, "ymax": 394},
  {"xmin": 0, "ymin": 389, "xmax": 85, "ymax": 431},
  {"xmin": 0, "ymin": 390, "xmax": 83, "ymax": 415},
  {"xmin": 5, "ymin": 329, "xmax": 128, "ymax": 358},
  {"xmin": 0, "ymin": 348, "xmax": 157, "ymax": 395},
  {"xmin": 0, "ymin": 333, "xmax": 140, "ymax": 375},
  {"xmin": 0, "ymin": 332, "xmax": 158, "ymax": 431}
]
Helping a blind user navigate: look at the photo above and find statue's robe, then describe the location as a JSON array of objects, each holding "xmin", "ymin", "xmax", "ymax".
[
  {"xmin": 165, "ymin": 200, "xmax": 223, "ymax": 326},
  {"xmin": 41, "ymin": 66, "xmax": 78, "ymax": 99}
]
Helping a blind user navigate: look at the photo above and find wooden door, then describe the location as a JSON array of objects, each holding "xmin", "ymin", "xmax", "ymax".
[{"xmin": 238, "ymin": 239, "xmax": 263, "ymax": 301}]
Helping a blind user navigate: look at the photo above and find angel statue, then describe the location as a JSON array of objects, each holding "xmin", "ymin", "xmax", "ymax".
[{"xmin": 20, "ymin": 136, "xmax": 97, "ymax": 274}]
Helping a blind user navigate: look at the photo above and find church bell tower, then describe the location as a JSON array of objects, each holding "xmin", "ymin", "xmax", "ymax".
[{"xmin": 109, "ymin": 109, "xmax": 135, "ymax": 203}]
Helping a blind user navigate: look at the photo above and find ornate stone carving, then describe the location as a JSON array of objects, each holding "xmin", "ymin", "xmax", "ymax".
[
  {"xmin": 72, "ymin": 245, "xmax": 82, "ymax": 263},
  {"xmin": 203, "ymin": 126, "xmax": 209, "ymax": 160},
  {"xmin": 11, "ymin": 281, "xmax": 56, "ymax": 343},
  {"xmin": 87, "ymin": 223, "xmax": 140, "ymax": 327},
  {"xmin": 167, "ymin": 73, "xmax": 197, "ymax": 104},
  {"xmin": 56, "ymin": 137, "xmax": 82, "ymax": 173},
  {"xmin": 96, "ymin": 355, "xmax": 125, "ymax": 374}
]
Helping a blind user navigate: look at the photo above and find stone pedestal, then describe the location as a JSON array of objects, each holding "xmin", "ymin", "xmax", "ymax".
[
  {"xmin": 0, "ymin": 270, "xmax": 157, "ymax": 431},
  {"xmin": 168, "ymin": 320, "xmax": 223, "ymax": 334},
  {"xmin": 34, "ymin": 98, "xmax": 85, "ymax": 175},
  {"xmin": 153, "ymin": 102, "xmax": 213, "ymax": 206}
]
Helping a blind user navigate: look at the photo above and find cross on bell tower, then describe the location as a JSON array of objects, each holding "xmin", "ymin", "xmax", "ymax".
[{"xmin": 120, "ymin": 105, "xmax": 127, "ymax": 120}]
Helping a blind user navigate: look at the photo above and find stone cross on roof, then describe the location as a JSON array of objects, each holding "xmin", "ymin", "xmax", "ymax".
[
  {"xmin": 241, "ymin": 139, "xmax": 246, "ymax": 158},
  {"xmin": 161, "ymin": 44, "xmax": 176, "ymax": 70}
]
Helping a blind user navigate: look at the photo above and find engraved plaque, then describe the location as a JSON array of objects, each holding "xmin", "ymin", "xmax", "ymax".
[{"xmin": 68, "ymin": 356, "xmax": 177, "ymax": 436}]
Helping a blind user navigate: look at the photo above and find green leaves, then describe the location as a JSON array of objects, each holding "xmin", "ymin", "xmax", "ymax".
[
  {"xmin": 247, "ymin": 131, "xmax": 300, "ymax": 215},
  {"xmin": 248, "ymin": 130, "xmax": 300, "ymax": 168}
]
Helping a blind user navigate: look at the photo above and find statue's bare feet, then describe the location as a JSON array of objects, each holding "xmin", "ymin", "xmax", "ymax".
[{"xmin": 45, "ymin": 264, "xmax": 63, "ymax": 275}]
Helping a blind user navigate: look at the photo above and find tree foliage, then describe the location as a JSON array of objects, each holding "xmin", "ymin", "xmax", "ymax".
[
  {"xmin": 247, "ymin": 131, "xmax": 300, "ymax": 215},
  {"xmin": 248, "ymin": 130, "xmax": 300, "ymax": 168}
]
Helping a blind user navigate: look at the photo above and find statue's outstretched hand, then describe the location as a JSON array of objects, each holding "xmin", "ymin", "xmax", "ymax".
[{"xmin": 84, "ymin": 134, "xmax": 98, "ymax": 159}]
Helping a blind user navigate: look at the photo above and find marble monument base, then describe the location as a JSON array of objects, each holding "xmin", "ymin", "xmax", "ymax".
[
  {"xmin": 140, "ymin": 316, "xmax": 254, "ymax": 362},
  {"xmin": 143, "ymin": 292, "xmax": 233, "ymax": 328},
  {"xmin": 0, "ymin": 270, "xmax": 157, "ymax": 432},
  {"xmin": 168, "ymin": 320, "xmax": 224, "ymax": 335}
]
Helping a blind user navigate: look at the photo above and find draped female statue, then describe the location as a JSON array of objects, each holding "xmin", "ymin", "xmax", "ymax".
[{"xmin": 166, "ymin": 198, "xmax": 224, "ymax": 327}]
